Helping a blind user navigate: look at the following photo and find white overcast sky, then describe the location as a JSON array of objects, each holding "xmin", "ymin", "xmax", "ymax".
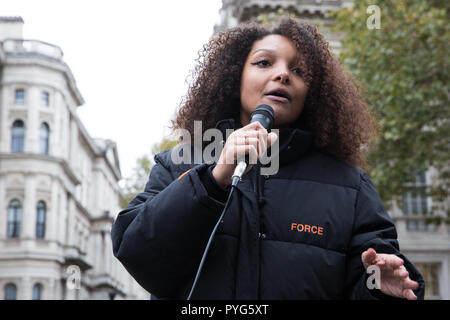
[{"xmin": 0, "ymin": 0, "xmax": 223, "ymax": 179}]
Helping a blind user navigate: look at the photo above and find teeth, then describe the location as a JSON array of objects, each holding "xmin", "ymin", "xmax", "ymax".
[{"xmin": 271, "ymin": 92, "xmax": 286, "ymax": 98}]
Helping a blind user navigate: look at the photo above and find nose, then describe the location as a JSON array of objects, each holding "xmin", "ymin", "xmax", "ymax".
[{"xmin": 273, "ymin": 70, "xmax": 289, "ymax": 84}]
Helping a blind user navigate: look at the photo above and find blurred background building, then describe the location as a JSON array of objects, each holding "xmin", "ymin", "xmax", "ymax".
[
  {"xmin": 0, "ymin": 16, "xmax": 147, "ymax": 299},
  {"xmin": 213, "ymin": 0, "xmax": 450, "ymax": 300},
  {"xmin": 1, "ymin": 0, "xmax": 448, "ymax": 301}
]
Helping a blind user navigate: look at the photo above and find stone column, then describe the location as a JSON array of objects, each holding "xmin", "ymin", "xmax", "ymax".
[
  {"xmin": 441, "ymin": 256, "xmax": 450, "ymax": 299},
  {"xmin": 0, "ymin": 176, "xmax": 6, "ymax": 238},
  {"xmin": 23, "ymin": 172, "xmax": 36, "ymax": 239},
  {"xmin": 69, "ymin": 117, "xmax": 78, "ymax": 168},
  {"xmin": 59, "ymin": 190, "xmax": 68, "ymax": 244},
  {"xmin": 66, "ymin": 197, "xmax": 75, "ymax": 246},
  {"xmin": 47, "ymin": 278, "xmax": 56, "ymax": 300},
  {"xmin": 46, "ymin": 178, "xmax": 56, "ymax": 241},
  {"xmin": 0, "ymin": 86, "xmax": 9, "ymax": 152},
  {"xmin": 26, "ymin": 86, "xmax": 39, "ymax": 154},
  {"xmin": 50, "ymin": 92, "xmax": 59, "ymax": 158},
  {"xmin": 21, "ymin": 276, "xmax": 32, "ymax": 300}
]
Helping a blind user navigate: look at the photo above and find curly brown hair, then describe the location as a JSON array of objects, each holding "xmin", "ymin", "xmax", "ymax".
[{"xmin": 172, "ymin": 18, "xmax": 379, "ymax": 169}]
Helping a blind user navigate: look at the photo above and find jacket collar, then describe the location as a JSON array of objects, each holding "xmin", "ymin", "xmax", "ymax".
[{"xmin": 215, "ymin": 118, "xmax": 314, "ymax": 166}]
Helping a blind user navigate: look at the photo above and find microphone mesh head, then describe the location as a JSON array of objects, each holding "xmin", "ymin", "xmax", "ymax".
[{"xmin": 251, "ymin": 104, "xmax": 275, "ymax": 129}]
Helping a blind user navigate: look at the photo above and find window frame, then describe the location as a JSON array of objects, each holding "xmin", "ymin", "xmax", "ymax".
[
  {"xmin": 32, "ymin": 283, "xmax": 42, "ymax": 300},
  {"xmin": 7, "ymin": 199, "xmax": 22, "ymax": 238},
  {"xmin": 4, "ymin": 283, "xmax": 17, "ymax": 300},
  {"xmin": 36, "ymin": 201, "xmax": 46, "ymax": 239},
  {"xmin": 14, "ymin": 88, "xmax": 25, "ymax": 105},
  {"xmin": 41, "ymin": 91, "xmax": 50, "ymax": 107},
  {"xmin": 402, "ymin": 172, "xmax": 433, "ymax": 231},
  {"xmin": 11, "ymin": 119, "xmax": 25, "ymax": 153},
  {"xmin": 39, "ymin": 122, "xmax": 50, "ymax": 155}
]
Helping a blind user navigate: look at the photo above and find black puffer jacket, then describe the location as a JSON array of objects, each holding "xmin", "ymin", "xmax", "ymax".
[{"xmin": 111, "ymin": 118, "xmax": 425, "ymax": 300}]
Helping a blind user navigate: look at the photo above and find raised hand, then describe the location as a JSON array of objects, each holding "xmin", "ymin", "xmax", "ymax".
[{"xmin": 361, "ymin": 248, "xmax": 419, "ymax": 300}]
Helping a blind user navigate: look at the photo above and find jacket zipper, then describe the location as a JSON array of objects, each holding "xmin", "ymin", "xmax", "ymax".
[{"xmin": 257, "ymin": 163, "xmax": 266, "ymax": 299}]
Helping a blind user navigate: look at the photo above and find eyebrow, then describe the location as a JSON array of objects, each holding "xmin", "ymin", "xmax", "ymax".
[
  {"xmin": 251, "ymin": 48, "xmax": 302, "ymax": 63},
  {"xmin": 252, "ymin": 49, "xmax": 276, "ymax": 55}
]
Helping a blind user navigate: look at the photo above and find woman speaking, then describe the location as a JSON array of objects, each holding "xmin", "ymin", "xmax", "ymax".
[{"xmin": 111, "ymin": 18, "xmax": 424, "ymax": 300}]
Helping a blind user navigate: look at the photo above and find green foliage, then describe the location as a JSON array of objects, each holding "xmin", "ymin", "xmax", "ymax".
[
  {"xmin": 119, "ymin": 138, "xmax": 178, "ymax": 208},
  {"xmin": 332, "ymin": 0, "xmax": 449, "ymax": 219}
]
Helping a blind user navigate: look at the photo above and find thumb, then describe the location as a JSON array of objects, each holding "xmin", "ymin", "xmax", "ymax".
[
  {"xmin": 267, "ymin": 132, "xmax": 279, "ymax": 147},
  {"xmin": 361, "ymin": 248, "xmax": 377, "ymax": 269}
]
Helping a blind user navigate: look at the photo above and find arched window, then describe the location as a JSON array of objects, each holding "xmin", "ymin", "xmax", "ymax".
[
  {"xmin": 5, "ymin": 283, "xmax": 17, "ymax": 300},
  {"xmin": 7, "ymin": 199, "xmax": 22, "ymax": 238},
  {"xmin": 40, "ymin": 122, "xmax": 49, "ymax": 155},
  {"xmin": 32, "ymin": 284, "xmax": 42, "ymax": 300},
  {"xmin": 11, "ymin": 120, "xmax": 25, "ymax": 153},
  {"xmin": 36, "ymin": 201, "xmax": 46, "ymax": 239}
]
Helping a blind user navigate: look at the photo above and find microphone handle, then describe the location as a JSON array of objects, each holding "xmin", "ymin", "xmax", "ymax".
[
  {"xmin": 231, "ymin": 106, "xmax": 273, "ymax": 186},
  {"xmin": 232, "ymin": 160, "xmax": 247, "ymax": 187},
  {"xmin": 232, "ymin": 142, "xmax": 254, "ymax": 186}
]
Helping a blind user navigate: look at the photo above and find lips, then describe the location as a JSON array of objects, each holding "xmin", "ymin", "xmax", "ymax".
[
  {"xmin": 265, "ymin": 88, "xmax": 291, "ymax": 102},
  {"xmin": 265, "ymin": 95, "xmax": 289, "ymax": 103}
]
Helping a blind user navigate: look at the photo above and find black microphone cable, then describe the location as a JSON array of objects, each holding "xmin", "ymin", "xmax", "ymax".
[
  {"xmin": 186, "ymin": 174, "xmax": 241, "ymax": 300},
  {"xmin": 186, "ymin": 104, "xmax": 274, "ymax": 300}
]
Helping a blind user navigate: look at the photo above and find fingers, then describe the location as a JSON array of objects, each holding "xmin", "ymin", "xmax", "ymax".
[
  {"xmin": 383, "ymin": 254, "xmax": 404, "ymax": 269},
  {"xmin": 267, "ymin": 132, "xmax": 278, "ymax": 148},
  {"xmin": 226, "ymin": 125, "xmax": 274, "ymax": 163},
  {"xmin": 362, "ymin": 250, "xmax": 420, "ymax": 300},
  {"xmin": 244, "ymin": 121, "xmax": 268, "ymax": 132},
  {"xmin": 393, "ymin": 265, "xmax": 409, "ymax": 279},
  {"xmin": 403, "ymin": 288, "xmax": 418, "ymax": 300},
  {"xmin": 361, "ymin": 248, "xmax": 378, "ymax": 268},
  {"xmin": 230, "ymin": 143, "xmax": 259, "ymax": 164},
  {"xmin": 404, "ymin": 277, "xmax": 419, "ymax": 290},
  {"xmin": 363, "ymin": 249, "xmax": 405, "ymax": 270},
  {"xmin": 399, "ymin": 273, "xmax": 419, "ymax": 300}
]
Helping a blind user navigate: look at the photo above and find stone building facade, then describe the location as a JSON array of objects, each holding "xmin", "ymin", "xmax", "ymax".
[
  {"xmin": 0, "ymin": 17, "xmax": 148, "ymax": 300},
  {"xmin": 214, "ymin": 0, "xmax": 450, "ymax": 299}
]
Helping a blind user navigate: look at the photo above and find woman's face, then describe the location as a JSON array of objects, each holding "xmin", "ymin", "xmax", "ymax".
[{"xmin": 240, "ymin": 34, "xmax": 309, "ymax": 128}]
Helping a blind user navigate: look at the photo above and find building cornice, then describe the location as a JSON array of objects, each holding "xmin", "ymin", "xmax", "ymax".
[
  {"xmin": 234, "ymin": 0, "xmax": 349, "ymax": 20},
  {"xmin": 0, "ymin": 152, "xmax": 82, "ymax": 185},
  {"xmin": 1, "ymin": 39, "xmax": 84, "ymax": 106}
]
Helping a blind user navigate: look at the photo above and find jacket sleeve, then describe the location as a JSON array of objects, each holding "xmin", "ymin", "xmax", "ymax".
[
  {"xmin": 344, "ymin": 172, "xmax": 425, "ymax": 300},
  {"xmin": 111, "ymin": 151, "xmax": 226, "ymax": 298}
]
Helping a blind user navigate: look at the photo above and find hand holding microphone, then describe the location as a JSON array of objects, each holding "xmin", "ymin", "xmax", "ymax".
[{"xmin": 212, "ymin": 105, "xmax": 277, "ymax": 188}]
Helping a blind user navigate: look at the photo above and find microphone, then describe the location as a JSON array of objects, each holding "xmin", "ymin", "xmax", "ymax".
[
  {"xmin": 231, "ymin": 104, "xmax": 274, "ymax": 186},
  {"xmin": 187, "ymin": 104, "xmax": 274, "ymax": 300}
]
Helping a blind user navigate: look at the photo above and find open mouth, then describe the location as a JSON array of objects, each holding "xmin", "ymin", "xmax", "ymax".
[{"xmin": 265, "ymin": 89, "xmax": 291, "ymax": 102}]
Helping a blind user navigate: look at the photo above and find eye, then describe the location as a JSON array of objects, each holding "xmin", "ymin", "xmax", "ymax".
[
  {"xmin": 292, "ymin": 68, "xmax": 302, "ymax": 76},
  {"xmin": 251, "ymin": 59, "xmax": 270, "ymax": 67}
]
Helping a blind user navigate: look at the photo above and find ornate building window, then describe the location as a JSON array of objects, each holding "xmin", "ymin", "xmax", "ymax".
[
  {"xmin": 402, "ymin": 172, "xmax": 433, "ymax": 231},
  {"xmin": 11, "ymin": 120, "xmax": 25, "ymax": 153},
  {"xmin": 7, "ymin": 199, "xmax": 22, "ymax": 238},
  {"xmin": 36, "ymin": 201, "xmax": 46, "ymax": 239},
  {"xmin": 41, "ymin": 91, "xmax": 50, "ymax": 107},
  {"xmin": 415, "ymin": 263, "xmax": 440, "ymax": 299},
  {"xmin": 14, "ymin": 88, "xmax": 25, "ymax": 105},
  {"xmin": 32, "ymin": 284, "xmax": 42, "ymax": 300},
  {"xmin": 40, "ymin": 122, "xmax": 49, "ymax": 155},
  {"xmin": 4, "ymin": 283, "xmax": 17, "ymax": 300}
]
